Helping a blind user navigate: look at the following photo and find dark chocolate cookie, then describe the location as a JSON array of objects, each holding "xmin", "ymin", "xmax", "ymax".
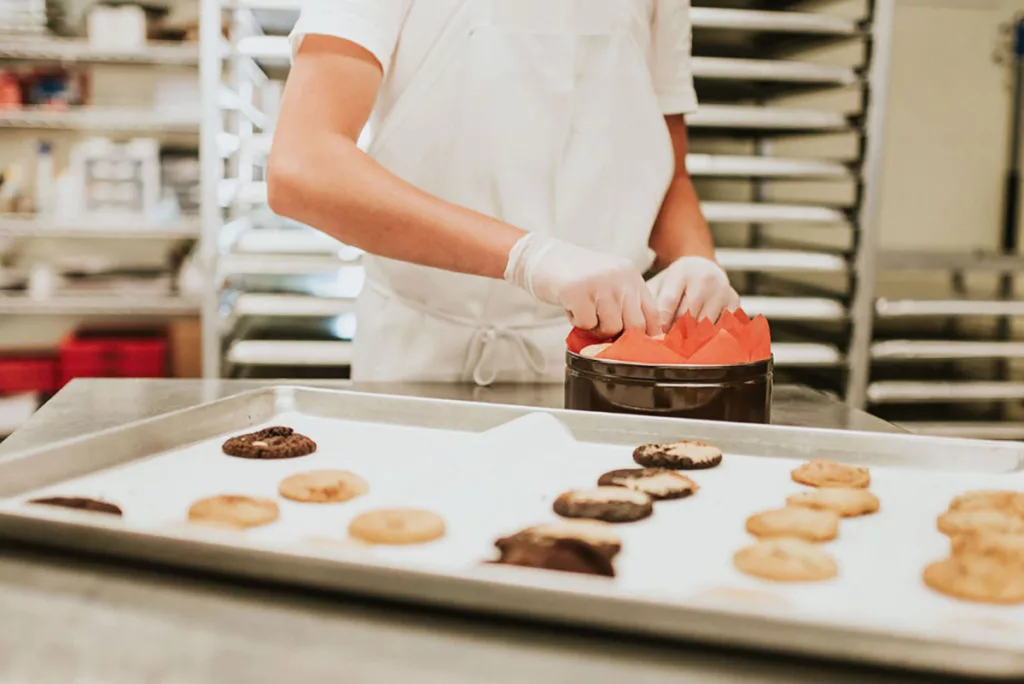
[
  {"xmin": 553, "ymin": 487, "xmax": 653, "ymax": 523},
  {"xmin": 29, "ymin": 496, "xmax": 122, "ymax": 516},
  {"xmin": 493, "ymin": 536, "xmax": 616, "ymax": 577},
  {"xmin": 222, "ymin": 426, "xmax": 317, "ymax": 460},
  {"xmin": 633, "ymin": 440, "xmax": 723, "ymax": 470},
  {"xmin": 513, "ymin": 520, "xmax": 622, "ymax": 559},
  {"xmin": 597, "ymin": 467, "xmax": 699, "ymax": 500}
]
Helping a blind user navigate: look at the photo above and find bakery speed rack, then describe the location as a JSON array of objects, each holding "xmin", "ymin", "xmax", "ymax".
[
  {"xmin": 686, "ymin": 0, "xmax": 893, "ymax": 400},
  {"xmin": 199, "ymin": 0, "xmax": 894, "ymax": 386}
]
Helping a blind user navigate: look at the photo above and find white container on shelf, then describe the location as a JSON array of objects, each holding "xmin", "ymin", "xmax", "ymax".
[{"xmin": 87, "ymin": 4, "xmax": 147, "ymax": 52}]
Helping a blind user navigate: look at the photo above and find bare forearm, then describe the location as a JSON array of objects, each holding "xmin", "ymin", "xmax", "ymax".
[
  {"xmin": 268, "ymin": 137, "xmax": 523, "ymax": 279},
  {"xmin": 648, "ymin": 172, "xmax": 716, "ymax": 271}
]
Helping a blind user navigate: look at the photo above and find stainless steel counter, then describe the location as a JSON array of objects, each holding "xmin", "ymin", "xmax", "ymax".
[{"xmin": 0, "ymin": 379, "xmax": 938, "ymax": 684}]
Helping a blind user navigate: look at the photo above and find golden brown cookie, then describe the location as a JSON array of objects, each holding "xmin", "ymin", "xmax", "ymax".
[
  {"xmin": 348, "ymin": 509, "xmax": 446, "ymax": 545},
  {"xmin": 948, "ymin": 490, "xmax": 1024, "ymax": 517},
  {"xmin": 553, "ymin": 487, "xmax": 654, "ymax": 523},
  {"xmin": 937, "ymin": 509, "xmax": 1024, "ymax": 537},
  {"xmin": 785, "ymin": 488, "xmax": 880, "ymax": 518},
  {"xmin": 745, "ymin": 506, "xmax": 839, "ymax": 542},
  {"xmin": 633, "ymin": 440, "xmax": 723, "ymax": 470},
  {"xmin": 187, "ymin": 495, "xmax": 279, "ymax": 529},
  {"xmin": 278, "ymin": 470, "xmax": 369, "ymax": 503},
  {"xmin": 733, "ymin": 539, "xmax": 838, "ymax": 582},
  {"xmin": 923, "ymin": 556, "xmax": 1024, "ymax": 605},
  {"xmin": 791, "ymin": 459, "xmax": 870, "ymax": 489},
  {"xmin": 951, "ymin": 531, "xmax": 1024, "ymax": 565},
  {"xmin": 597, "ymin": 468, "xmax": 699, "ymax": 500}
]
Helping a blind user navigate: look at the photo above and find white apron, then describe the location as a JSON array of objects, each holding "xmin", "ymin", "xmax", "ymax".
[{"xmin": 354, "ymin": 0, "xmax": 674, "ymax": 384}]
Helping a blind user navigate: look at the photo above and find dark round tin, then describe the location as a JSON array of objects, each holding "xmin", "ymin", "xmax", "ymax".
[{"xmin": 564, "ymin": 351, "xmax": 772, "ymax": 424}]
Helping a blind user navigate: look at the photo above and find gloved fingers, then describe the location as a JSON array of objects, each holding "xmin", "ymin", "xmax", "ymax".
[
  {"xmin": 565, "ymin": 292, "xmax": 599, "ymax": 332},
  {"xmin": 620, "ymin": 286, "xmax": 647, "ymax": 333},
  {"xmin": 638, "ymin": 284, "xmax": 662, "ymax": 337},
  {"xmin": 700, "ymin": 295, "xmax": 730, "ymax": 324},
  {"xmin": 594, "ymin": 292, "xmax": 625, "ymax": 337},
  {"xmin": 654, "ymin": 272, "xmax": 687, "ymax": 331},
  {"xmin": 679, "ymin": 285, "xmax": 706, "ymax": 321}
]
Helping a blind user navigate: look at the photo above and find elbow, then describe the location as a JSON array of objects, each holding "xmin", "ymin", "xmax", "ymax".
[{"xmin": 266, "ymin": 147, "xmax": 305, "ymax": 219}]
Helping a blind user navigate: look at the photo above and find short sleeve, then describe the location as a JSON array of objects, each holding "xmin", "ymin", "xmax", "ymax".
[
  {"xmin": 650, "ymin": 0, "xmax": 699, "ymax": 115},
  {"xmin": 290, "ymin": 0, "xmax": 412, "ymax": 76}
]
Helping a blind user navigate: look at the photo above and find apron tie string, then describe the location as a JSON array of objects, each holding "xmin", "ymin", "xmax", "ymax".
[{"xmin": 468, "ymin": 326, "xmax": 547, "ymax": 387}]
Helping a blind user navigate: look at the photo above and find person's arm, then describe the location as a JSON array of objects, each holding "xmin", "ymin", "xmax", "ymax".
[
  {"xmin": 268, "ymin": 35, "xmax": 659, "ymax": 336},
  {"xmin": 645, "ymin": 115, "xmax": 740, "ymax": 324},
  {"xmin": 645, "ymin": 0, "xmax": 740, "ymax": 325},
  {"xmin": 648, "ymin": 115, "xmax": 715, "ymax": 270},
  {"xmin": 268, "ymin": 36, "xmax": 522, "ymax": 279}
]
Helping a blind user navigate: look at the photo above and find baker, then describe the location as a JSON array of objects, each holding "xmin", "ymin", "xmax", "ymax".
[{"xmin": 268, "ymin": 0, "xmax": 741, "ymax": 385}]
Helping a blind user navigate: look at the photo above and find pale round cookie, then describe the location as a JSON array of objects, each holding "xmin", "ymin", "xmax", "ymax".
[
  {"xmin": 633, "ymin": 440, "xmax": 723, "ymax": 470},
  {"xmin": 937, "ymin": 509, "xmax": 1024, "ymax": 537},
  {"xmin": 733, "ymin": 538, "xmax": 838, "ymax": 582},
  {"xmin": 923, "ymin": 557, "xmax": 1024, "ymax": 605},
  {"xmin": 745, "ymin": 506, "xmax": 839, "ymax": 542},
  {"xmin": 553, "ymin": 487, "xmax": 654, "ymax": 523},
  {"xmin": 948, "ymin": 490, "xmax": 1024, "ymax": 517},
  {"xmin": 580, "ymin": 343, "xmax": 612, "ymax": 358},
  {"xmin": 951, "ymin": 531, "xmax": 1024, "ymax": 565},
  {"xmin": 785, "ymin": 488, "xmax": 880, "ymax": 518},
  {"xmin": 597, "ymin": 468, "xmax": 699, "ymax": 500},
  {"xmin": 348, "ymin": 509, "xmax": 446, "ymax": 545},
  {"xmin": 278, "ymin": 469, "xmax": 369, "ymax": 503},
  {"xmin": 187, "ymin": 495, "xmax": 279, "ymax": 529},
  {"xmin": 791, "ymin": 459, "xmax": 870, "ymax": 489}
]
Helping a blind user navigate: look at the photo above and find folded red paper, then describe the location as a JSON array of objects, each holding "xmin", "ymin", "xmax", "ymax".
[{"xmin": 566, "ymin": 309, "xmax": 771, "ymax": 366}]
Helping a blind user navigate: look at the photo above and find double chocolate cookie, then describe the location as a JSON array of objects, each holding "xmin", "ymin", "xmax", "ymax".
[
  {"xmin": 633, "ymin": 440, "xmax": 723, "ymax": 470},
  {"xmin": 29, "ymin": 496, "xmax": 122, "ymax": 516},
  {"xmin": 222, "ymin": 426, "xmax": 317, "ymax": 460},
  {"xmin": 597, "ymin": 468, "xmax": 698, "ymax": 500},
  {"xmin": 493, "ymin": 521, "xmax": 622, "ymax": 577},
  {"xmin": 553, "ymin": 487, "xmax": 653, "ymax": 523}
]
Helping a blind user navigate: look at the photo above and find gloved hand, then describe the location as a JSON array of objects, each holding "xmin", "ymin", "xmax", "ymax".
[
  {"xmin": 504, "ymin": 233, "xmax": 660, "ymax": 337},
  {"xmin": 647, "ymin": 255, "xmax": 741, "ymax": 328}
]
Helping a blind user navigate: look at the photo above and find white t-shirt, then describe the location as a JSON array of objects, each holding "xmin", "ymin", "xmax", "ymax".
[{"xmin": 290, "ymin": 0, "xmax": 699, "ymax": 117}]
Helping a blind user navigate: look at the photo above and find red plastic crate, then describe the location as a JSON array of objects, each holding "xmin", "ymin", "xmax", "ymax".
[
  {"xmin": 0, "ymin": 355, "xmax": 59, "ymax": 393},
  {"xmin": 59, "ymin": 329, "xmax": 167, "ymax": 385}
]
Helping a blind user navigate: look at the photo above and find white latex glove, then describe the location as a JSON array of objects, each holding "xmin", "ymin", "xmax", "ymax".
[
  {"xmin": 647, "ymin": 256, "xmax": 741, "ymax": 328},
  {"xmin": 504, "ymin": 233, "xmax": 660, "ymax": 337}
]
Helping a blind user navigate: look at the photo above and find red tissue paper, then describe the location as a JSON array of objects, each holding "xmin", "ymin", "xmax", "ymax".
[{"xmin": 565, "ymin": 310, "xmax": 771, "ymax": 366}]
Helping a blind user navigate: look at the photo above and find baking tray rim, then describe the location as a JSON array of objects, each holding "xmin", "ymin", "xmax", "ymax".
[{"xmin": 0, "ymin": 386, "xmax": 1022, "ymax": 678}]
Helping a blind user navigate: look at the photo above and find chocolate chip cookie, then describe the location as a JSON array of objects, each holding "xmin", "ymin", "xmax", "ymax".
[
  {"xmin": 786, "ymin": 488, "xmax": 880, "ymax": 518},
  {"xmin": 188, "ymin": 495, "xmax": 280, "ymax": 529},
  {"xmin": 493, "ymin": 521, "xmax": 623, "ymax": 577},
  {"xmin": 733, "ymin": 539, "xmax": 838, "ymax": 582},
  {"xmin": 278, "ymin": 470, "xmax": 368, "ymax": 503},
  {"xmin": 791, "ymin": 459, "xmax": 870, "ymax": 489},
  {"xmin": 348, "ymin": 509, "xmax": 446, "ymax": 545},
  {"xmin": 222, "ymin": 426, "xmax": 317, "ymax": 460},
  {"xmin": 746, "ymin": 506, "xmax": 840, "ymax": 543}
]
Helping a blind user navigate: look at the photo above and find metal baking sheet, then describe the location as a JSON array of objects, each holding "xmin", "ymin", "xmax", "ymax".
[{"xmin": 0, "ymin": 387, "xmax": 1022, "ymax": 679}]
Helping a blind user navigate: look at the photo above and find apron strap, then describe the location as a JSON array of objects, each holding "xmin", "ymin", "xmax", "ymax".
[{"xmin": 466, "ymin": 326, "xmax": 547, "ymax": 387}]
